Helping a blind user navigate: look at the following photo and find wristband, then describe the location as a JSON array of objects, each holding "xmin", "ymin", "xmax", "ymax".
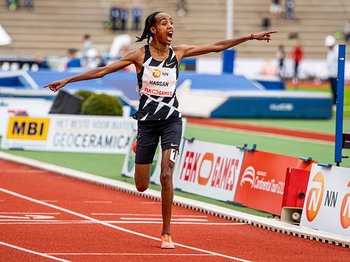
[{"xmin": 250, "ymin": 33, "xmax": 255, "ymax": 40}]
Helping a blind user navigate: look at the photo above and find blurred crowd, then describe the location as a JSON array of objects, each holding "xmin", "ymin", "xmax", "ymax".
[
  {"xmin": 108, "ymin": 1, "xmax": 142, "ymax": 32},
  {"xmin": 6, "ymin": 0, "xmax": 33, "ymax": 10}
]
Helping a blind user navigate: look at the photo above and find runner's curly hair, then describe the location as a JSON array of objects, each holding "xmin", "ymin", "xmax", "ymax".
[{"xmin": 136, "ymin": 11, "xmax": 163, "ymax": 43}]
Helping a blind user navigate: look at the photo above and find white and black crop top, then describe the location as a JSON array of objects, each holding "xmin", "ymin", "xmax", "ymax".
[{"xmin": 133, "ymin": 45, "xmax": 182, "ymax": 121}]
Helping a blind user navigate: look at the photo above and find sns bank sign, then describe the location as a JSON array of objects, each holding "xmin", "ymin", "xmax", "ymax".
[{"xmin": 300, "ymin": 164, "xmax": 350, "ymax": 237}]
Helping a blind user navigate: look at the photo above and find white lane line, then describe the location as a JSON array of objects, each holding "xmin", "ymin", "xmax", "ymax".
[
  {"xmin": 47, "ymin": 252, "xmax": 214, "ymax": 256},
  {"xmin": 120, "ymin": 217, "xmax": 208, "ymax": 222},
  {"xmin": 0, "ymin": 241, "xmax": 70, "ymax": 262},
  {"xmin": 0, "ymin": 188, "xmax": 251, "ymax": 262},
  {"xmin": 0, "ymin": 215, "xmax": 55, "ymax": 220},
  {"xmin": 84, "ymin": 201, "xmax": 112, "ymax": 204},
  {"xmin": 91, "ymin": 213, "xmax": 208, "ymax": 218},
  {"xmin": 0, "ymin": 212, "xmax": 60, "ymax": 215},
  {"xmin": 0, "ymin": 220, "xmax": 245, "ymax": 225},
  {"xmin": 84, "ymin": 200, "xmax": 112, "ymax": 204}
]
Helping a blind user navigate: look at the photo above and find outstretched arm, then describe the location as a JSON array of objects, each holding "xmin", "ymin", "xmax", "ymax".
[
  {"xmin": 174, "ymin": 31, "xmax": 277, "ymax": 60},
  {"xmin": 43, "ymin": 49, "xmax": 143, "ymax": 92}
]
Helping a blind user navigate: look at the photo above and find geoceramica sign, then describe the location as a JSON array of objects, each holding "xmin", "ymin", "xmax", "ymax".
[{"xmin": 2, "ymin": 115, "xmax": 136, "ymax": 154}]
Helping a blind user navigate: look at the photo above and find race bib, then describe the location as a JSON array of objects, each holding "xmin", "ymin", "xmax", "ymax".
[{"xmin": 141, "ymin": 65, "xmax": 177, "ymax": 97}]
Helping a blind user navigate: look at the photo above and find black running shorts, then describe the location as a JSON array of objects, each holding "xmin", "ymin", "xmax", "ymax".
[{"xmin": 135, "ymin": 117, "xmax": 183, "ymax": 164}]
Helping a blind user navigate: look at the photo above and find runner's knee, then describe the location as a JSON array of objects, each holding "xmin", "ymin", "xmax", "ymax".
[
  {"xmin": 134, "ymin": 164, "xmax": 151, "ymax": 192},
  {"xmin": 160, "ymin": 166, "xmax": 173, "ymax": 188},
  {"xmin": 135, "ymin": 183, "xmax": 148, "ymax": 192}
]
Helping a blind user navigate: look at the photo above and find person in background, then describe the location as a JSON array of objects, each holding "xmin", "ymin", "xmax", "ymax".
[
  {"xmin": 285, "ymin": 0, "xmax": 295, "ymax": 20},
  {"xmin": 291, "ymin": 41, "xmax": 304, "ymax": 87},
  {"xmin": 34, "ymin": 53, "xmax": 49, "ymax": 69},
  {"xmin": 176, "ymin": 0, "xmax": 188, "ymax": 16},
  {"xmin": 120, "ymin": 5, "xmax": 129, "ymax": 31},
  {"xmin": 81, "ymin": 34, "xmax": 93, "ymax": 67},
  {"xmin": 21, "ymin": 0, "xmax": 33, "ymax": 9},
  {"xmin": 6, "ymin": 0, "xmax": 17, "ymax": 11},
  {"xmin": 276, "ymin": 44, "xmax": 286, "ymax": 80},
  {"xmin": 324, "ymin": 35, "xmax": 338, "ymax": 105},
  {"xmin": 110, "ymin": 3, "xmax": 120, "ymax": 31},
  {"xmin": 343, "ymin": 19, "xmax": 350, "ymax": 43},
  {"xmin": 269, "ymin": 0, "xmax": 282, "ymax": 19},
  {"xmin": 43, "ymin": 11, "xmax": 277, "ymax": 249},
  {"xmin": 132, "ymin": 1, "xmax": 142, "ymax": 30},
  {"xmin": 65, "ymin": 48, "xmax": 82, "ymax": 69}
]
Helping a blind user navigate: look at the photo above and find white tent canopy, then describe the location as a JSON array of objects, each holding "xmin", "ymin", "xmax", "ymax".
[{"xmin": 0, "ymin": 24, "xmax": 12, "ymax": 46}]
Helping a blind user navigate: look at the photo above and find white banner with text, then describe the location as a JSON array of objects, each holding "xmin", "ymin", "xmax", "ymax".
[
  {"xmin": 174, "ymin": 139, "xmax": 245, "ymax": 202},
  {"xmin": 1, "ymin": 114, "xmax": 136, "ymax": 154},
  {"xmin": 300, "ymin": 164, "xmax": 350, "ymax": 237}
]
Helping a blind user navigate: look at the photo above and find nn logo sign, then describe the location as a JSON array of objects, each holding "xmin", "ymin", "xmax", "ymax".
[
  {"xmin": 306, "ymin": 172, "xmax": 324, "ymax": 222},
  {"xmin": 7, "ymin": 117, "xmax": 50, "ymax": 140}
]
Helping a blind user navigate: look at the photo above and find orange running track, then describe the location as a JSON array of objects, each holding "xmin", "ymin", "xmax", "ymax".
[{"xmin": 0, "ymin": 159, "xmax": 348, "ymax": 262}]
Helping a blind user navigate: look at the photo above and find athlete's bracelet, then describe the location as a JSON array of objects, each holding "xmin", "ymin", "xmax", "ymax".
[{"xmin": 250, "ymin": 33, "xmax": 255, "ymax": 40}]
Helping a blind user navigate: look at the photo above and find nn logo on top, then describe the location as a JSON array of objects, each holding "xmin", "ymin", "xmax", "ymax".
[
  {"xmin": 7, "ymin": 116, "xmax": 50, "ymax": 140},
  {"xmin": 340, "ymin": 182, "xmax": 350, "ymax": 229},
  {"xmin": 306, "ymin": 172, "xmax": 324, "ymax": 222},
  {"xmin": 152, "ymin": 69, "xmax": 161, "ymax": 78}
]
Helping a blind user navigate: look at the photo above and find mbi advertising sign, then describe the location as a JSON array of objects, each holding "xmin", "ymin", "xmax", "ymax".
[
  {"xmin": 301, "ymin": 164, "xmax": 350, "ymax": 237},
  {"xmin": 1, "ymin": 115, "xmax": 136, "ymax": 154},
  {"xmin": 174, "ymin": 139, "xmax": 245, "ymax": 202}
]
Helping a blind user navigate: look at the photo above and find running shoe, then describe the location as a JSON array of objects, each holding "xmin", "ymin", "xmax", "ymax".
[{"xmin": 160, "ymin": 234, "xmax": 175, "ymax": 249}]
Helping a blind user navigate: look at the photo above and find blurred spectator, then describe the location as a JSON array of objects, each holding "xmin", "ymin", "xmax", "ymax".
[
  {"xmin": 120, "ymin": 5, "xmax": 129, "ymax": 31},
  {"xmin": 110, "ymin": 3, "xmax": 120, "ymax": 31},
  {"xmin": 7, "ymin": 0, "xmax": 18, "ymax": 11},
  {"xmin": 96, "ymin": 55, "xmax": 107, "ymax": 68},
  {"xmin": 81, "ymin": 34, "xmax": 93, "ymax": 67},
  {"xmin": 20, "ymin": 0, "xmax": 33, "ymax": 9},
  {"xmin": 291, "ymin": 42, "xmax": 304, "ymax": 86},
  {"xmin": 132, "ymin": 1, "xmax": 142, "ymax": 30},
  {"xmin": 324, "ymin": 35, "xmax": 338, "ymax": 105},
  {"xmin": 34, "ymin": 54, "xmax": 50, "ymax": 69},
  {"xmin": 343, "ymin": 19, "xmax": 350, "ymax": 43},
  {"xmin": 176, "ymin": 0, "xmax": 188, "ymax": 17},
  {"xmin": 284, "ymin": 0, "xmax": 295, "ymax": 20},
  {"xmin": 85, "ymin": 48, "xmax": 105, "ymax": 69},
  {"xmin": 269, "ymin": 0, "xmax": 282, "ymax": 18},
  {"xmin": 261, "ymin": 17, "xmax": 271, "ymax": 30},
  {"xmin": 276, "ymin": 44, "xmax": 286, "ymax": 79},
  {"xmin": 66, "ymin": 48, "xmax": 82, "ymax": 69}
]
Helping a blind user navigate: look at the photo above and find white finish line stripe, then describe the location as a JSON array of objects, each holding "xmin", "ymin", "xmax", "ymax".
[
  {"xmin": 48, "ymin": 252, "xmax": 214, "ymax": 256},
  {"xmin": 0, "ymin": 220, "xmax": 245, "ymax": 225},
  {"xmin": 0, "ymin": 241, "xmax": 70, "ymax": 262},
  {"xmin": 0, "ymin": 187, "xmax": 251, "ymax": 262}
]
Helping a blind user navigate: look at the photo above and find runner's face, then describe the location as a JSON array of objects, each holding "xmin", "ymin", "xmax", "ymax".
[{"xmin": 152, "ymin": 13, "xmax": 174, "ymax": 45}]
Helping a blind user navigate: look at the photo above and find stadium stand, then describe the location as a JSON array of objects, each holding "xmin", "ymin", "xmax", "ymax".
[{"xmin": 0, "ymin": 0, "xmax": 349, "ymax": 59}]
